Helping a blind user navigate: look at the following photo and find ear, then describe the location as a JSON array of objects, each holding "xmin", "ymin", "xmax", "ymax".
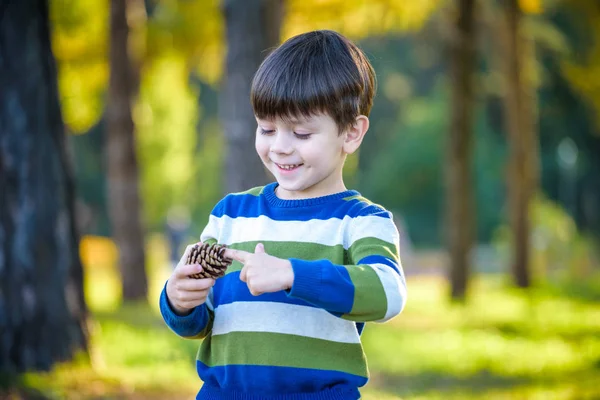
[{"xmin": 342, "ymin": 115, "xmax": 369, "ymax": 155}]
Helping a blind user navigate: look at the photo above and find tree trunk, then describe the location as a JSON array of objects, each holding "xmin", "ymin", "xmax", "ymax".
[
  {"xmin": 0, "ymin": 0, "xmax": 88, "ymax": 375},
  {"xmin": 220, "ymin": 0, "xmax": 284, "ymax": 194},
  {"xmin": 446, "ymin": 0, "xmax": 477, "ymax": 301},
  {"xmin": 502, "ymin": 0, "xmax": 535, "ymax": 288},
  {"xmin": 106, "ymin": 0, "xmax": 148, "ymax": 301}
]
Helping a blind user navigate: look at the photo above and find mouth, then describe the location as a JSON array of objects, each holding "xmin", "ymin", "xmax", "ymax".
[{"xmin": 274, "ymin": 162, "xmax": 303, "ymax": 171}]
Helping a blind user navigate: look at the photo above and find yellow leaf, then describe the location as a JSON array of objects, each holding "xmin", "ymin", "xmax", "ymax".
[
  {"xmin": 519, "ymin": 0, "xmax": 543, "ymax": 14},
  {"xmin": 80, "ymin": 235, "xmax": 118, "ymax": 269},
  {"xmin": 51, "ymin": 0, "xmax": 108, "ymax": 132},
  {"xmin": 284, "ymin": 0, "xmax": 442, "ymax": 40}
]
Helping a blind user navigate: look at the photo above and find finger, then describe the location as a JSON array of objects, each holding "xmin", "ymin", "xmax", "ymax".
[
  {"xmin": 175, "ymin": 289, "xmax": 209, "ymax": 301},
  {"xmin": 177, "ymin": 277, "xmax": 215, "ymax": 291},
  {"xmin": 177, "ymin": 278, "xmax": 215, "ymax": 293},
  {"xmin": 175, "ymin": 263, "xmax": 203, "ymax": 279},
  {"xmin": 178, "ymin": 242, "xmax": 202, "ymax": 265},
  {"xmin": 177, "ymin": 293, "xmax": 209, "ymax": 308},
  {"xmin": 224, "ymin": 248, "xmax": 250, "ymax": 264},
  {"xmin": 239, "ymin": 265, "xmax": 248, "ymax": 282},
  {"xmin": 177, "ymin": 244, "xmax": 195, "ymax": 265},
  {"xmin": 254, "ymin": 243, "xmax": 265, "ymax": 254}
]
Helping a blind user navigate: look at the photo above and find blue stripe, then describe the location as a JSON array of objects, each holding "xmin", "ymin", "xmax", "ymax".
[
  {"xmin": 214, "ymin": 267, "xmax": 355, "ymax": 319},
  {"xmin": 214, "ymin": 271, "xmax": 319, "ymax": 308},
  {"xmin": 196, "ymin": 361, "xmax": 367, "ymax": 394},
  {"xmin": 287, "ymin": 259, "xmax": 355, "ymax": 315},
  {"xmin": 212, "ymin": 183, "xmax": 391, "ymax": 221},
  {"xmin": 357, "ymin": 255, "xmax": 402, "ymax": 276},
  {"xmin": 320, "ymin": 261, "xmax": 354, "ymax": 314}
]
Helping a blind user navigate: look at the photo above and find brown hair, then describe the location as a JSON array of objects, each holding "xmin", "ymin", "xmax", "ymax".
[{"xmin": 251, "ymin": 30, "xmax": 376, "ymax": 134}]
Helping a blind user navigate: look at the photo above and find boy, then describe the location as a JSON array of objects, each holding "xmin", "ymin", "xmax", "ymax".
[{"xmin": 160, "ymin": 30, "xmax": 407, "ymax": 400}]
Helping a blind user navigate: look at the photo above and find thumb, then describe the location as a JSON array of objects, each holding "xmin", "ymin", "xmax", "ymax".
[{"xmin": 254, "ymin": 243, "xmax": 266, "ymax": 254}]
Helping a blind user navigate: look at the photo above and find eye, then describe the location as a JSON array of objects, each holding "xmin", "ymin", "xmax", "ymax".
[
  {"xmin": 260, "ymin": 128, "xmax": 275, "ymax": 135},
  {"xmin": 294, "ymin": 132, "xmax": 312, "ymax": 140}
]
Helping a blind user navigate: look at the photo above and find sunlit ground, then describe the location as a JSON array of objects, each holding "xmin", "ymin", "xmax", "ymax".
[{"xmin": 12, "ymin": 235, "xmax": 600, "ymax": 399}]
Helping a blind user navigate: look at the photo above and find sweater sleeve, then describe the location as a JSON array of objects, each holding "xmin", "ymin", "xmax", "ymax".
[
  {"xmin": 159, "ymin": 284, "xmax": 214, "ymax": 338},
  {"xmin": 287, "ymin": 209, "xmax": 407, "ymax": 323}
]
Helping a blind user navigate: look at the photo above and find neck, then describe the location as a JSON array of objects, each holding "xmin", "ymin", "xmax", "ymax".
[{"xmin": 275, "ymin": 183, "xmax": 347, "ymax": 200}]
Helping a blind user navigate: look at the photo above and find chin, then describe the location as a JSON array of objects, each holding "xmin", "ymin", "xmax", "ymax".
[
  {"xmin": 277, "ymin": 182, "xmax": 303, "ymax": 191},
  {"xmin": 277, "ymin": 181, "xmax": 312, "ymax": 194}
]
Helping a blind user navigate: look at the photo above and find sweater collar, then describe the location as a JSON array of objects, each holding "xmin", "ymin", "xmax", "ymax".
[{"xmin": 263, "ymin": 182, "xmax": 359, "ymax": 208}]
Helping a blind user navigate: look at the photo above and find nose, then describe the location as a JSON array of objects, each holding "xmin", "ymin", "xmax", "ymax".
[{"xmin": 270, "ymin": 132, "xmax": 293, "ymax": 155}]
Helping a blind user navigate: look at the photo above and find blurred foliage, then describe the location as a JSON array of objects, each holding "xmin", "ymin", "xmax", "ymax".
[
  {"xmin": 285, "ymin": 0, "xmax": 441, "ymax": 39},
  {"xmin": 49, "ymin": 0, "xmax": 600, "ymax": 254},
  {"xmin": 359, "ymin": 84, "xmax": 507, "ymax": 247},
  {"xmin": 493, "ymin": 195, "xmax": 599, "ymax": 285},
  {"xmin": 136, "ymin": 55, "xmax": 200, "ymax": 227},
  {"xmin": 520, "ymin": 0, "xmax": 543, "ymax": 14},
  {"xmin": 50, "ymin": 0, "xmax": 108, "ymax": 132},
  {"xmin": 50, "ymin": 0, "xmax": 445, "ymax": 133},
  {"xmin": 146, "ymin": 0, "xmax": 224, "ymax": 84},
  {"xmin": 560, "ymin": 0, "xmax": 600, "ymax": 132}
]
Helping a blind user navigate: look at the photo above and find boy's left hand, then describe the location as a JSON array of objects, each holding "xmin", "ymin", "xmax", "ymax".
[{"xmin": 224, "ymin": 244, "xmax": 294, "ymax": 296}]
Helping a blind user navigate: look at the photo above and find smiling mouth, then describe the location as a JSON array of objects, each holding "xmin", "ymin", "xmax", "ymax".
[{"xmin": 275, "ymin": 163, "xmax": 303, "ymax": 171}]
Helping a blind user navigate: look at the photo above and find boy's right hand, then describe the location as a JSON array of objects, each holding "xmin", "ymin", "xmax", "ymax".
[{"xmin": 166, "ymin": 243, "xmax": 216, "ymax": 316}]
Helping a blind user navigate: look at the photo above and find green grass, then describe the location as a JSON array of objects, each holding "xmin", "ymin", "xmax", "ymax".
[
  {"xmin": 9, "ymin": 236, "xmax": 600, "ymax": 399},
  {"xmin": 360, "ymin": 277, "xmax": 600, "ymax": 399}
]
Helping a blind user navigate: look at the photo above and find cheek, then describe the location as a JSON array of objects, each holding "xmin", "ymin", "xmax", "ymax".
[{"xmin": 255, "ymin": 136, "xmax": 269, "ymax": 158}]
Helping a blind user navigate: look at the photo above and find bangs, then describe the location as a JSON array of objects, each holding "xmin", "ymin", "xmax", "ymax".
[{"xmin": 250, "ymin": 31, "xmax": 373, "ymax": 132}]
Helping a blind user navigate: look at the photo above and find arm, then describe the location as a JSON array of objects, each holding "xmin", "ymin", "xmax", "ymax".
[{"xmin": 287, "ymin": 210, "xmax": 407, "ymax": 322}]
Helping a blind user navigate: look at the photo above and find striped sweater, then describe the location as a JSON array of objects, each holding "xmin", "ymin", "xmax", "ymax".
[{"xmin": 160, "ymin": 183, "xmax": 407, "ymax": 400}]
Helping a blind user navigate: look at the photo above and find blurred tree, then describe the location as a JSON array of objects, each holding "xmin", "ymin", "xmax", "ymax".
[
  {"xmin": 501, "ymin": 0, "xmax": 538, "ymax": 288},
  {"xmin": 552, "ymin": 0, "xmax": 600, "ymax": 245},
  {"xmin": 50, "ymin": 0, "xmax": 227, "ymax": 234},
  {"xmin": 561, "ymin": 0, "xmax": 600, "ymax": 134},
  {"xmin": 70, "ymin": 119, "xmax": 110, "ymax": 236},
  {"xmin": 0, "ymin": 0, "xmax": 88, "ymax": 374},
  {"xmin": 106, "ymin": 0, "xmax": 148, "ymax": 301},
  {"xmin": 220, "ymin": 0, "xmax": 284, "ymax": 193},
  {"xmin": 446, "ymin": 0, "xmax": 476, "ymax": 300}
]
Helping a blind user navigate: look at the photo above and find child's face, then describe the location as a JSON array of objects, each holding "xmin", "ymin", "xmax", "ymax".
[{"xmin": 255, "ymin": 113, "xmax": 349, "ymax": 199}]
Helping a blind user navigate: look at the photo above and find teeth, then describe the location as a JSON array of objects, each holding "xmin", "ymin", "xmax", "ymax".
[{"xmin": 278, "ymin": 164, "xmax": 300, "ymax": 170}]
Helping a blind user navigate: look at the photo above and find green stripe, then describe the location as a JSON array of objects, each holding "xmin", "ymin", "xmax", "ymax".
[
  {"xmin": 204, "ymin": 238, "xmax": 217, "ymax": 246},
  {"xmin": 342, "ymin": 194, "xmax": 375, "ymax": 205},
  {"xmin": 343, "ymin": 265, "xmax": 387, "ymax": 321},
  {"xmin": 223, "ymin": 241, "xmax": 346, "ymax": 275},
  {"xmin": 233, "ymin": 186, "xmax": 264, "ymax": 196},
  {"xmin": 348, "ymin": 237, "xmax": 399, "ymax": 264},
  {"xmin": 197, "ymin": 331, "xmax": 368, "ymax": 377}
]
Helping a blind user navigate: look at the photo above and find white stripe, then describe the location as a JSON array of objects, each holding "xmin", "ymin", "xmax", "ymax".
[
  {"xmin": 350, "ymin": 215, "xmax": 400, "ymax": 249},
  {"xmin": 369, "ymin": 263, "xmax": 407, "ymax": 323},
  {"xmin": 200, "ymin": 215, "xmax": 221, "ymax": 243},
  {"xmin": 212, "ymin": 301, "xmax": 361, "ymax": 344},
  {"xmin": 202, "ymin": 214, "xmax": 398, "ymax": 249}
]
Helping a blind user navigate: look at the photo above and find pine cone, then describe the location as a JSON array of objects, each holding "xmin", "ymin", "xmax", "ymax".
[{"xmin": 187, "ymin": 243, "xmax": 232, "ymax": 279}]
